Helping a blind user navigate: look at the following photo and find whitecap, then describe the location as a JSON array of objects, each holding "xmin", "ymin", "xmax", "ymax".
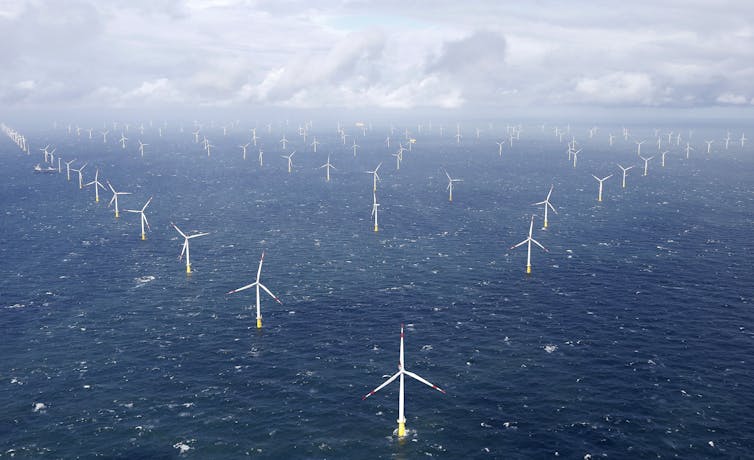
[
  {"xmin": 544, "ymin": 344, "xmax": 558, "ymax": 353},
  {"xmin": 33, "ymin": 402, "xmax": 46, "ymax": 412}
]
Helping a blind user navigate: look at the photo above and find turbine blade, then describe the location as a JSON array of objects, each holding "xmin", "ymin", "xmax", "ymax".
[
  {"xmin": 259, "ymin": 283, "xmax": 282, "ymax": 304},
  {"xmin": 227, "ymin": 282, "xmax": 257, "ymax": 294},
  {"xmin": 362, "ymin": 371, "xmax": 401, "ymax": 400},
  {"xmin": 510, "ymin": 239, "xmax": 528, "ymax": 250},
  {"xmin": 404, "ymin": 370, "xmax": 446, "ymax": 394},
  {"xmin": 530, "ymin": 238, "xmax": 548, "ymax": 252}
]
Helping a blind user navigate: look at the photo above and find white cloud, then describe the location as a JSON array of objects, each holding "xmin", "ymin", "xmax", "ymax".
[
  {"xmin": 575, "ymin": 72, "xmax": 657, "ymax": 105},
  {"xmin": 716, "ymin": 92, "xmax": 748, "ymax": 104}
]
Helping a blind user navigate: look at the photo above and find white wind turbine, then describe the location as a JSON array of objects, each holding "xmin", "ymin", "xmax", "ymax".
[
  {"xmin": 258, "ymin": 148, "xmax": 264, "ymax": 167},
  {"xmin": 366, "ymin": 162, "xmax": 382, "ymax": 192},
  {"xmin": 660, "ymin": 150, "xmax": 669, "ymax": 167},
  {"xmin": 280, "ymin": 135, "xmax": 289, "ymax": 150},
  {"xmin": 100, "ymin": 129, "xmax": 109, "ymax": 144},
  {"xmin": 635, "ymin": 140, "xmax": 646, "ymax": 156},
  {"xmin": 617, "ymin": 164, "xmax": 634, "ymax": 188},
  {"xmin": 444, "ymin": 170, "xmax": 462, "ymax": 202},
  {"xmin": 73, "ymin": 162, "xmax": 88, "ymax": 189},
  {"xmin": 352, "ymin": 140, "xmax": 360, "ymax": 157},
  {"xmin": 362, "ymin": 324, "xmax": 446, "ymax": 438},
  {"xmin": 281, "ymin": 151, "xmax": 296, "ymax": 173},
  {"xmin": 705, "ymin": 140, "xmax": 713, "ymax": 154},
  {"xmin": 171, "ymin": 222, "xmax": 209, "ymax": 274},
  {"xmin": 226, "ymin": 251, "xmax": 283, "ymax": 329},
  {"xmin": 572, "ymin": 148, "xmax": 582, "ymax": 168},
  {"xmin": 496, "ymin": 140, "xmax": 504, "ymax": 156},
  {"xmin": 740, "ymin": 133, "xmax": 747, "ymax": 147},
  {"xmin": 107, "ymin": 181, "xmax": 131, "ymax": 218},
  {"xmin": 510, "ymin": 214, "xmax": 547, "ymax": 274},
  {"xmin": 138, "ymin": 140, "xmax": 148, "ymax": 157},
  {"xmin": 533, "ymin": 185, "xmax": 557, "ymax": 229},
  {"xmin": 685, "ymin": 143, "xmax": 694, "ymax": 159},
  {"xmin": 639, "ymin": 155, "xmax": 654, "ymax": 176},
  {"xmin": 240, "ymin": 142, "xmax": 250, "ymax": 160},
  {"xmin": 371, "ymin": 192, "xmax": 380, "ymax": 232},
  {"xmin": 392, "ymin": 152, "xmax": 402, "ymax": 170},
  {"xmin": 84, "ymin": 168, "xmax": 106, "ymax": 203},
  {"xmin": 125, "ymin": 197, "xmax": 153, "ymax": 241},
  {"xmin": 320, "ymin": 154, "xmax": 336, "ymax": 182},
  {"xmin": 119, "ymin": 133, "xmax": 127, "ymax": 149},
  {"xmin": 592, "ymin": 174, "xmax": 613, "ymax": 202},
  {"xmin": 64, "ymin": 159, "xmax": 76, "ymax": 181},
  {"xmin": 311, "ymin": 137, "xmax": 320, "ymax": 153}
]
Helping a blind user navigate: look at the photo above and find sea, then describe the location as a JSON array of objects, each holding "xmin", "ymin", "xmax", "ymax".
[{"xmin": 1, "ymin": 121, "xmax": 752, "ymax": 459}]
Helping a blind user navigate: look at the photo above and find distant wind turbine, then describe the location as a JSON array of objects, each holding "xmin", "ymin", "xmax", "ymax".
[
  {"xmin": 532, "ymin": 185, "xmax": 557, "ymax": 228},
  {"xmin": 226, "ymin": 251, "xmax": 282, "ymax": 329},
  {"xmin": 171, "ymin": 222, "xmax": 209, "ymax": 274},
  {"xmin": 125, "ymin": 197, "xmax": 153, "ymax": 241},
  {"xmin": 84, "ymin": 168, "xmax": 106, "ymax": 203},
  {"xmin": 510, "ymin": 215, "xmax": 548, "ymax": 274},
  {"xmin": 107, "ymin": 181, "xmax": 131, "ymax": 218},
  {"xmin": 592, "ymin": 174, "xmax": 613, "ymax": 202},
  {"xmin": 444, "ymin": 170, "xmax": 463, "ymax": 202},
  {"xmin": 617, "ymin": 164, "xmax": 634, "ymax": 188},
  {"xmin": 320, "ymin": 154, "xmax": 336, "ymax": 182}
]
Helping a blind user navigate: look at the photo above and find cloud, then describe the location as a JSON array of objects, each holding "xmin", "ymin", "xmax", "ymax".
[
  {"xmin": 574, "ymin": 72, "xmax": 657, "ymax": 105},
  {"xmin": 716, "ymin": 92, "xmax": 748, "ymax": 104}
]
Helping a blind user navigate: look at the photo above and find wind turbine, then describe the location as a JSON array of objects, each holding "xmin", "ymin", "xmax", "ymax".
[
  {"xmin": 84, "ymin": 168, "xmax": 106, "ymax": 203},
  {"xmin": 138, "ymin": 140, "xmax": 148, "ymax": 157},
  {"xmin": 352, "ymin": 140, "xmax": 359, "ymax": 157},
  {"xmin": 685, "ymin": 143, "xmax": 694, "ymax": 159},
  {"xmin": 660, "ymin": 150, "xmax": 669, "ymax": 167},
  {"xmin": 366, "ymin": 163, "xmax": 382, "ymax": 192},
  {"xmin": 532, "ymin": 185, "xmax": 557, "ymax": 228},
  {"xmin": 740, "ymin": 133, "xmax": 747, "ymax": 147},
  {"xmin": 107, "ymin": 181, "xmax": 131, "ymax": 218},
  {"xmin": 496, "ymin": 140, "xmax": 504, "ymax": 156},
  {"xmin": 319, "ymin": 154, "xmax": 336, "ymax": 182},
  {"xmin": 635, "ymin": 140, "xmax": 646, "ymax": 156},
  {"xmin": 281, "ymin": 151, "xmax": 296, "ymax": 173},
  {"xmin": 444, "ymin": 170, "xmax": 463, "ymax": 202},
  {"xmin": 119, "ymin": 133, "xmax": 127, "ymax": 149},
  {"xmin": 280, "ymin": 135, "xmax": 289, "ymax": 150},
  {"xmin": 639, "ymin": 155, "xmax": 654, "ymax": 176},
  {"xmin": 64, "ymin": 159, "xmax": 76, "ymax": 181},
  {"xmin": 510, "ymin": 214, "xmax": 548, "ymax": 274},
  {"xmin": 362, "ymin": 324, "xmax": 446, "ymax": 438},
  {"xmin": 226, "ymin": 251, "xmax": 282, "ymax": 329},
  {"xmin": 592, "ymin": 174, "xmax": 613, "ymax": 202},
  {"xmin": 125, "ymin": 197, "xmax": 153, "ymax": 241},
  {"xmin": 572, "ymin": 148, "xmax": 582, "ymax": 168},
  {"xmin": 705, "ymin": 140, "xmax": 713, "ymax": 154},
  {"xmin": 371, "ymin": 192, "xmax": 380, "ymax": 232},
  {"xmin": 311, "ymin": 137, "xmax": 320, "ymax": 153},
  {"xmin": 240, "ymin": 142, "xmax": 250, "ymax": 160},
  {"xmin": 617, "ymin": 164, "xmax": 634, "ymax": 188},
  {"xmin": 100, "ymin": 129, "xmax": 109, "ymax": 143},
  {"xmin": 258, "ymin": 148, "xmax": 264, "ymax": 167},
  {"xmin": 73, "ymin": 162, "xmax": 88, "ymax": 189},
  {"xmin": 171, "ymin": 223, "xmax": 209, "ymax": 274}
]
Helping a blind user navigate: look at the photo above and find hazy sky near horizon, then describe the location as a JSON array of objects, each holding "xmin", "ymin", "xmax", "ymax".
[{"xmin": 2, "ymin": 0, "xmax": 753, "ymax": 111}]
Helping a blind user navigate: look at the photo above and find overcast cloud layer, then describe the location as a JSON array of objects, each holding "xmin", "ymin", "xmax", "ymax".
[{"xmin": 2, "ymin": 0, "xmax": 754, "ymax": 111}]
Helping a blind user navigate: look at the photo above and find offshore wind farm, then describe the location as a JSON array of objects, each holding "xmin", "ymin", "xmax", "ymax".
[
  {"xmin": 2, "ymin": 118, "xmax": 753, "ymax": 458},
  {"xmin": 2, "ymin": 0, "xmax": 754, "ymax": 458}
]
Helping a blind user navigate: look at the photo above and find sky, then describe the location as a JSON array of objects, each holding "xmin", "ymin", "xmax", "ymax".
[{"xmin": 2, "ymin": 0, "xmax": 754, "ymax": 114}]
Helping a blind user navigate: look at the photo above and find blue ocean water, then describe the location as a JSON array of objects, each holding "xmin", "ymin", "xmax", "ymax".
[{"xmin": 1, "ymin": 122, "xmax": 753, "ymax": 458}]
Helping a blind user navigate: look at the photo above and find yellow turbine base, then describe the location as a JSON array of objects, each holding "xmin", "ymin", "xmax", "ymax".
[
  {"xmin": 374, "ymin": 225, "xmax": 379, "ymax": 232},
  {"xmin": 115, "ymin": 212, "xmax": 119, "ymax": 218},
  {"xmin": 256, "ymin": 317, "xmax": 262, "ymax": 329},
  {"xmin": 397, "ymin": 422, "xmax": 406, "ymax": 437},
  {"xmin": 543, "ymin": 220, "xmax": 548, "ymax": 228},
  {"xmin": 95, "ymin": 197, "xmax": 99, "ymax": 203},
  {"xmin": 186, "ymin": 264, "xmax": 192, "ymax": 274},
  {"xmin": 141, "ymin": 234, "xmax": 146, "ymax": 241},
  {"xmin": 526, "ymin": 265, "xmax": 532, "ymax": 274},
  {"xmin": 598, "ymin": 197, "xmax": 602, "ymax": 202}
]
